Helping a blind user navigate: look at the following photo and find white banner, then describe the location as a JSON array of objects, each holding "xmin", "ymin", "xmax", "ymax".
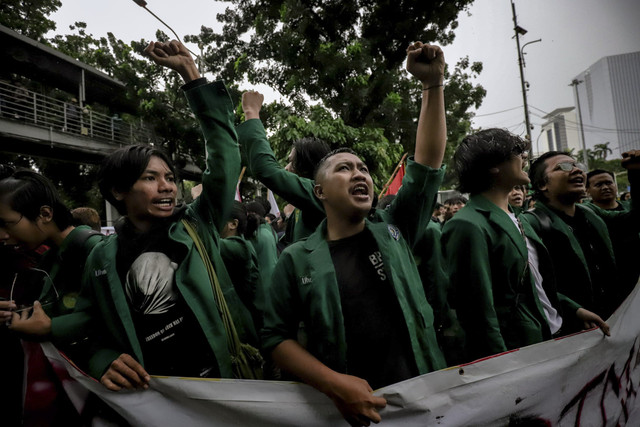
[{"xmin": 43, "ymin": 282, "xmax": 640, "ymax": 426}]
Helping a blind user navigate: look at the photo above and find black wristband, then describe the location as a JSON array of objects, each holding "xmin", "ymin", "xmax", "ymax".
[{"xmin": 423, "ymin": 84, "xmax": 444, "ymax": 91}]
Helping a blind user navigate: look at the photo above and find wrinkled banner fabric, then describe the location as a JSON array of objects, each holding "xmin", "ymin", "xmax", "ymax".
[{"xmin": 42, "ymin": 281, "xmax": 640, "ymax": 426}]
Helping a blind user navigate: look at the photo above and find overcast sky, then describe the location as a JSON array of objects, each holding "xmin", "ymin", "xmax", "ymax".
[{"xmin": 49, "ymin": 0, "xmax": 640, "ymax": 150}]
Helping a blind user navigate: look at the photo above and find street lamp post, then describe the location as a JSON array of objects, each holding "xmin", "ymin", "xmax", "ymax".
[
  {"xmin": 511, "ymin": 0, "xmax": 541, "ymax": 165},
  {"xmin": 570, "ymin": 79, "xmax": 589, "ymax": 170},
  {"xmin": 131, "ymin": 0, "xmax": 199, "ymax": 60}
]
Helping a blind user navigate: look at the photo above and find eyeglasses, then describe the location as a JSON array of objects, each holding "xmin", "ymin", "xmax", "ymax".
[
  {"xmin": 554, "ymin": 161, "xmax": 587, "ymax": 172},
  {"xmin": 9, "ymin": 267, "xmax": 59, "ymax": 313},
  {"xmin": 0, "ymin": 214, "xmax": 23, "ymax": 229}
]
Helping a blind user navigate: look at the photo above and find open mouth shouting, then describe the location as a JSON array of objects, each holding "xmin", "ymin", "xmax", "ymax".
[
  {"xmin": 351, "ymin": 183, "xmax": 371, "ymax": 201},
  {"xmin": 153, "ymin": 197, "xmax": 175, "ymax": 211},
  {"xmin": 568, "ymin": 174, "xmax": 585, "ymax": 186}
]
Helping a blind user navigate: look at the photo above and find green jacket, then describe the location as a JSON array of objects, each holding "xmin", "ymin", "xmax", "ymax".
[
  {"xmin": 523, "ymin": 201, "xmax": 628, "ymax": 317},
  {"xmin": 249, "ymin": 223, "xmax": 278, "ymax": 290},
  {"xmin": 220, "ymin": 236, "xmax": 262, "ymax": 329},
  {"xmin": 237, "ymin": 119, "xmax": 325, "ymax": 242},
  {"xmin": 442, "ymin": 195, "xmax": 580, "ymax": 361},
  {"xmin": 56, "ymin": 81, "xmax": 257, "ymax": 380},
  {"xmin": 39, "ymin": 225, "xmax": 104, "ymax": 318},
  {"xmin": 584, "ymin": 199, "xmax": 640, "ymax": 296},
  {"xmin": 262, "ymin": 159, "xmax": 446, "ymax": 375},
  {"xmin": 42, "ymin": 226, "xmax": 103, "ymax": 358},
  {"xmin": 414, "ymin": 219, "xmax": 449, "ymax": 331}
]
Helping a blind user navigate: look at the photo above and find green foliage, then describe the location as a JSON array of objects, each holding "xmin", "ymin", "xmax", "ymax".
[
  {"xmin": 261, "ymin": 102, "xmax": 403, "ymax": 189},
  {"xmin": 194, "ymin": 0, "xmax": 484, "ymax": 187},
  {"xmin": 592, "ymin": 142, "xmax": 613, "ymax": 160},
  {"xmin": 5, "ymin": 0, "xmax": 487, "ymax": 205},
  {"xmin": 0, "ymin": 0, "xmax": 62, "ymax": 42}
]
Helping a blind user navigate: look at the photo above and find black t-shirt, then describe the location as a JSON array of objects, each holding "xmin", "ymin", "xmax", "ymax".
[
  {"xmin": 329, "ymin": 229, "xmax": 418, "ymax": 390},
  {"xmin": 115, "ymin": 214, "xmax": 219, "ymax": 378}
]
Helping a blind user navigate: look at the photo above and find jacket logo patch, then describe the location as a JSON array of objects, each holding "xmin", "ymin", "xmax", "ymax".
[
  {"xmin": 387, "ymin": 224, "xmax": 401, "ymax": 241},
  {"xmin": 301, "ymin": 276, "xmax": 312, "ymax": 285},
  {"xmin": 94, "ymin": 269, "xmax": 107, "ymax": 277}
]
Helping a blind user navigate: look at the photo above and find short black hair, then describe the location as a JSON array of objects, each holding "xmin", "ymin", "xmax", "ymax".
[
  {"xmin": 454, "ymin": 128, "xmax": 529, "ymax": 195},
  {"xmin": 313, "ymin": 147, "xmax": 358, "ymax": 182},
  {"xmin": 292, "ymin": 137, "xmax": 331, "ymax": 179},
  {"xmin": 0, "ymin": 164, "xmax": 15, "ymax": 180},
  {"xmin": 228, "ymin": 200, "xmax": 248, "ymax": 235},
  {"xmin": 528, "ymin": 151, "xmax": 570, "ymax": 200},
  {"xmin": 586, "ymin": 169, "xmax": 614, "ymax": 187},
  {"xmin": 98, "ymin": 144, "xmax": 176, "ymax": 215},
  {"xmin": 0, "ymin": 170, "xmax": 73, "ymax": 230},
  {"xmin": 244, "ymin": 200, "xmax": 266, "ymax": 237},
  {"xmin": 245, "ymin": 200, "xmax": 267, "ymax": 217},
  {"xmin": 444, "ymin": 196, "xmax": 468, "ymax": 206}
]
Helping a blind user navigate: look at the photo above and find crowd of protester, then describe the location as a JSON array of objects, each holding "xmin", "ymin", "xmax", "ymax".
[{"xmin": 1, "ymin": 40, "xmax": 638, "ymax": 427}]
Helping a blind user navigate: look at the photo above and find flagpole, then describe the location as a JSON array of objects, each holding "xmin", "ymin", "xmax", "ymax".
[
  {"xmin": 235, "ymin": 166, "xmax": 247, "ymax": 202},
  {"xmin": 378, "ymin": 153, "xmax": 408, "ymax": 199},
  {"xmin": 237, "ymin": 166, "xmax": 247, "ymax": 183}
]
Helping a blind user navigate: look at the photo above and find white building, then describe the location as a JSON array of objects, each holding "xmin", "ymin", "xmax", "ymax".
[
  {"xmin": 534, "ymin": 107, "xmax": 582, "ymax": 157},
  {"xmin": 571, "ymin": 51, "xmax": 640, "ymax": 159}
]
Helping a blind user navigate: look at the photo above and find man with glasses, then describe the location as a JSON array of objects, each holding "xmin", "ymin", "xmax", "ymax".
[{"xmin": 525, "ymin": 151, "xmax": 640, "ymax": 318}]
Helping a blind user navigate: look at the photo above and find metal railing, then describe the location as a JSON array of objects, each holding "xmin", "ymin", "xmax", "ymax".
[{"xmin": 0, "ymin": 80, "xmax": 157, "ymax": 146}]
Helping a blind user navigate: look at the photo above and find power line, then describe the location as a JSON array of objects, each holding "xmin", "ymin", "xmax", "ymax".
[
  {"xmin": 474, "ymin": 106, "xmax": 522, "ymax": 117},
  {"xmin": 529, "ymin": 111, "xmax": 640, "ymax": 135},
  {"xmin": 529, "ymin": 105, "xmax": 640, "ymax": 133}
]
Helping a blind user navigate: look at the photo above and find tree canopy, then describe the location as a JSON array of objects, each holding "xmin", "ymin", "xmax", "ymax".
[
  {"xmin": 2, "ymin": 0, "xmax": 487, "ymax": 208},
  {"xmin": 0, "ymin": 0, "xmax": 62, "ymax": 42},
  {"xmin": 189, "ymin": 0, "xmax": 485, "ymax": 188}
]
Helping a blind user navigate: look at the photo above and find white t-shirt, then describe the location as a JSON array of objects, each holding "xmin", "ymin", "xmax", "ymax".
[{"xmin": 507, "ymin": 213, "xmax": 563, "ymax": 334}]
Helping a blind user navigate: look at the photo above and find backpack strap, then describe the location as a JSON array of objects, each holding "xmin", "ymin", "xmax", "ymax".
[{"xmin": 527, "ymin": 208, "xmax": 552, "ymax": 235}]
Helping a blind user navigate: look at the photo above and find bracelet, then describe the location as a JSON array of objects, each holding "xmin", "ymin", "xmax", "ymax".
[{"xmin": 423, "ymin": 84, "xmax": 444, "ymax": 91}]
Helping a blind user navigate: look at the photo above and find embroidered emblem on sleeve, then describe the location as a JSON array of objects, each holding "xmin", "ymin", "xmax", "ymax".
[{"xmin": 387, "ymin": 224, "xmax": 401, "ymax": 241}]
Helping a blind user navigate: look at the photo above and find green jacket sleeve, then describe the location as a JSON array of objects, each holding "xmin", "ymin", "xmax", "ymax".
[
  {"xmin": 442, "ymin": 218, "xmax": 508, "ymax": 356},
  {"xmin": 260, "ymin": 250, "xmax": 300, "ymax": 356},
  {"xmin": 237, "ymin": 119, "xmax": 324, "ymax": 216},
  {"xmin": 386, "ymin": 158, "xmax": 445, "ymax": 249},
  {"xmin": 185, "ymin": 81, "xmax": 240, "ymax": 231}
]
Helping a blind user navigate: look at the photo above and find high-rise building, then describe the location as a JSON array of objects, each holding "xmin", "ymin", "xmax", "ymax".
[{"xmin": 572, "ymin": 51, "xmax": 640, "ymax": 158}]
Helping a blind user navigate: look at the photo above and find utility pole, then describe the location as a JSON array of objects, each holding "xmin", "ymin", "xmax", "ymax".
[
  {"xmin": 510, "ymin": 1, "xmax": 534, "ymax": 157},
  {"xmin": 570, "ymin": 79, "xmax": 589, "ymax": 170}
]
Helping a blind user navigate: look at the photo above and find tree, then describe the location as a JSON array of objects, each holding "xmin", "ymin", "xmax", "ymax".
[
  {"xmin": 593, "ymin": 142, "xmax": 613, "ymax": 160},
  {"xmin": 0, "ymin": 0, "xmax": 62, "ymax": 42},
  {"xmin": 188, "ymin": 0, "xmax": 485, "ymax": 187},
  {"xmin": 260, "ymin": 101, "xmax": 403, "ymax": 188}
]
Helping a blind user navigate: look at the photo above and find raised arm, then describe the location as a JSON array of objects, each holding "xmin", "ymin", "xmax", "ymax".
[
  {"xmin": 406, "ymin": 42, "xmax": 446, "ymax": 168},
  {"xmin": 145, "ymin": 40, "xmax": 239, "ymax": 230},
  {"xmin": 237, "ymin": 92, "xmax": 323, "ymax": 215},
  {"xmin": 143, "ymin": 40, "xmax": 200, "ymax": 83}
]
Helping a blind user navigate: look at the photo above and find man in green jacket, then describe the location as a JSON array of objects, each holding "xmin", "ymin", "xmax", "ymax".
[
  {"xmin": 442, "ymin": 130, "xmax": 608, "ymax": 363},
  {"xmin": 262, "ymin": 42, "xmax": 447, "ymax": 426},
  {"xmin": 525, "ymin": 151, "xmax": 639, "ymax": 318},
  {"xmin": 10, "ymin": 41, "xmax": 258, "ymax": 390},
  {"xmin": 585, "ymin": 169, "xmax": 640, "ymax": 293}
]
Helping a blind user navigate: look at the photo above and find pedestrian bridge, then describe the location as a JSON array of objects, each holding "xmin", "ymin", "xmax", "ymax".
[{"xmin": 0, "ymin": 80, "xmax": 157, "ymax": 163}]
